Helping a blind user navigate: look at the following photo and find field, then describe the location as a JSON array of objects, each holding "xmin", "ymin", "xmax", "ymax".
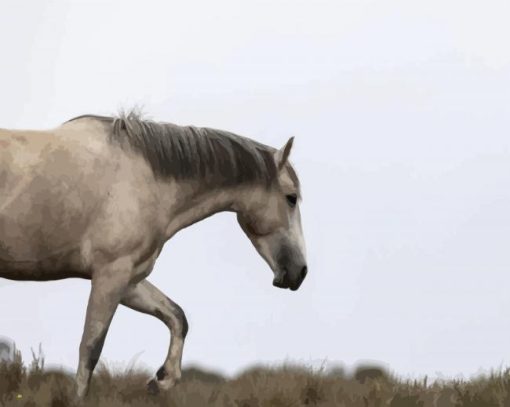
[{"xmin": 1, "ymin": 348, "xmax": 510, "ymax": 406}]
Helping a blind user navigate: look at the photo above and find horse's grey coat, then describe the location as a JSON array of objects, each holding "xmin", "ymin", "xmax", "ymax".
[{"xmin": 0, "ymin": 112, "xmax": 307, "ymax": 398}]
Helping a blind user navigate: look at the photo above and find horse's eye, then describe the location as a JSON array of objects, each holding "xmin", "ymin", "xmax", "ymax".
[{"xmin": 286, "ymin": 194, "xmax": 297, "ymax": 208}]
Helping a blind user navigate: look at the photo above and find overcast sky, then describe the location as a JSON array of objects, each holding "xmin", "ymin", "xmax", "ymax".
[{"xmin": 1, "ymin": 0, "xmax": 510, "ymax": 381}]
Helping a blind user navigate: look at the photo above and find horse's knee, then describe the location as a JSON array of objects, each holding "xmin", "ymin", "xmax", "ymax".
[
  {"xmin": 175, "ymin": 304, "xmax": 188, "ymax": 338},
  {"xmin": 156, "ymin": 299, "xmax": 188, "ymax": 338}
]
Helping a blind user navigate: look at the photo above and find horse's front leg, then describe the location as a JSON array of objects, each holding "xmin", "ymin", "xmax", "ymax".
[
  {"xmin": 121, "ymin": 279, "xmax": 188, "ymax": 393},
  {"xmin": 75, "ymin": 258, "xmax": 133, "ymax": 399}
]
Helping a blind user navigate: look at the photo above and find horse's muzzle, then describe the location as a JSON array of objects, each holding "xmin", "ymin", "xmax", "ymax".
[{"xmin": 273, "ymin": 265, "xmax": 308, "ymax": 291}]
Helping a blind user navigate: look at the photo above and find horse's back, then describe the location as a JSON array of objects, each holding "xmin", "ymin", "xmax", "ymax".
[
  {"xmin": 0, "ymin": 119, "xmax": 111, "ymax": 183},
  {"xmin": 0, "ymin": 127, "xmax": 54, "ymax": 194},
  {"xmin": 0, "ymin": 120, "xmax": 112, "ymax": 206}
]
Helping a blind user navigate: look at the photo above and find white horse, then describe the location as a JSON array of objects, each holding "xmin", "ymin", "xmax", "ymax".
[{"xmin": 0, "ymin": 112, "xmax": 307, "ymax": 397}]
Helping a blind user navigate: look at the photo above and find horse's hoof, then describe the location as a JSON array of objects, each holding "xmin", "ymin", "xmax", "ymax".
[{"xmin": 146, "ymin": 378, "xmax": 160, "ymax": 395}]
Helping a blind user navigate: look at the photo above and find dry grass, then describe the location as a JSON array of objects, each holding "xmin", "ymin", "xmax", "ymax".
[{"xmin": 1, "ymin": 348, "xmax": 510, "ymax": 406}]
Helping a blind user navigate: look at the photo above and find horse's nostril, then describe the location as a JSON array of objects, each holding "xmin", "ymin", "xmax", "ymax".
[{"xmin": 300, "ymin": 266, "xmax": 308, "ymax": 280}]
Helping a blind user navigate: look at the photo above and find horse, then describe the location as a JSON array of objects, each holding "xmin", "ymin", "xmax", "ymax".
[{"xmin": 0, "ymin": 111, "xmax": 307, "ymax": 398}]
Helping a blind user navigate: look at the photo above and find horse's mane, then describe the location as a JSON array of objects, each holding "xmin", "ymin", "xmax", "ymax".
[{"xmin": 67, "ymin": 111, "xmax": 281, "ymax": 187}]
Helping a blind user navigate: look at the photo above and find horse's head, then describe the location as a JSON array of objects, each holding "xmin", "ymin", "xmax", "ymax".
[{"xmin": 237, "ymin": 137, "xmax": 307, "ymax": 291}]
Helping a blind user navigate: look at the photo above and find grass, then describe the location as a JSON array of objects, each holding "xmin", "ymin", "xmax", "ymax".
[{"xmin": 2, "ymin": 347, "xmax": 510, "ymax": 406}]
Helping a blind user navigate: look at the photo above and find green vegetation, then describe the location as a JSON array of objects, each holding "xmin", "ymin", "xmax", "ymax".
[{"xmin": 1, "ymin": 346, "xmax": 510, "ymax": 406}]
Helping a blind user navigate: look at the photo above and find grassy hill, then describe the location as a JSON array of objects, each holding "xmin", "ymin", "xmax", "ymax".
[{"xmin": 1, "ymin": 348, "xmax": 509, "ymax": 406}]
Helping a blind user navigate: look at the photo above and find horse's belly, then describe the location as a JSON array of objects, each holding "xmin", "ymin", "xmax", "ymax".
[
  {"xmin": 0, "ymin": 205, "xmax": 92, "ymax": 281},
  {"xmin": 0, "ymin": 246, "xmax": 91, "ymax": 281},
  {"xmin": 0, "ymin": 171, "xmax": 93, "ymax": 280}
]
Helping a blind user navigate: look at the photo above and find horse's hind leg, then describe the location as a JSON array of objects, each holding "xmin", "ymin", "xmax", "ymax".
[
  {"xmin": 121, "ymin": 279, "xmax": 188, "ymax": 393},
  {"xmin": 75, "ymin": 260, "xmax": 133, "ymax": 399}
]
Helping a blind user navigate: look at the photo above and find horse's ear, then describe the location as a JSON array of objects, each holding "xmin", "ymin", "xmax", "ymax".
[{"xmin": 275, "ymin": 137, "xmax": 294, "ymax": 170}]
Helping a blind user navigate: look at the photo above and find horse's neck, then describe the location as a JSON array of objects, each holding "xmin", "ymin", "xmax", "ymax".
[{"xmin": 162, "ymin": 181, "xmax": 240, "ymax": 240}]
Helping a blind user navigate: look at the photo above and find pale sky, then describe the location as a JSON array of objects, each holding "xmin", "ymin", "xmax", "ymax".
[{"xmin": 1, "ymin": 0, "xmax": 510, "ymax": 381}]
